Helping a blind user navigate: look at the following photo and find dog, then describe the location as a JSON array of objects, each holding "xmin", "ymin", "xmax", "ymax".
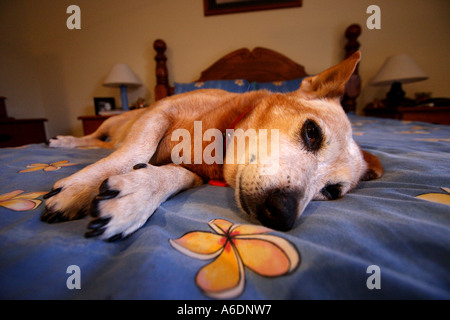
[{"xmin": 42, "ymin": 51, "xmax": 382, "ymax": 241}]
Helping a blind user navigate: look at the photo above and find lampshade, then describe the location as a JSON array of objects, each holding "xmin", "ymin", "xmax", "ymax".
[
  {"xmin": 371, "ymin": 54, "xmax": 428, "ymax": 86},
  {"xmin": 103, "ymin": 63, "xmax": 142, "ymax": 87}
]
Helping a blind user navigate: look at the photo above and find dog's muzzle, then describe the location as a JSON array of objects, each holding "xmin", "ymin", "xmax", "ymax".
[
  {"xmin": 240, "ymin": 187, "xmax": 302, "ymax": 231},
  {"xmin": 258, "ymin": 189, "xmax": 301, "ymax": 231}
]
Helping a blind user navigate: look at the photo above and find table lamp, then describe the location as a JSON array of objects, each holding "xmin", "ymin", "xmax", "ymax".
[
  {"xmin": 103, "ymin": 63, "xmax": 142, "ymax": 111},
  {"xmin": 371, "ymin": 54, "xmax": 428, "ymax": 109}
]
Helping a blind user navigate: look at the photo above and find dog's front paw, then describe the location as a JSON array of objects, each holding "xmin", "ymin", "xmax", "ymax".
[
  {"xmin": 84, "ymin": 171, "xmax": 160, "ymax": 241},
  {"xmin": 41, "ymin": 179, "xmax": 97, "ymax": 223}
]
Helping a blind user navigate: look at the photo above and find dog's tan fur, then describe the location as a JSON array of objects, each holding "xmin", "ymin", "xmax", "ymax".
[{"xmin": 43, "ymin": 51, "xmax": 382, "ymax": 240}]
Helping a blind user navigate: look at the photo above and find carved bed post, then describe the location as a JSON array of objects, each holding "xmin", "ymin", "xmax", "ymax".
[
  {"xmin": 342, "ymin": 24, "xmax": 362, "ymax": 113},
  {"xmin": 154, "ymin": 39, "xmax": 169, "ymax": 101}
]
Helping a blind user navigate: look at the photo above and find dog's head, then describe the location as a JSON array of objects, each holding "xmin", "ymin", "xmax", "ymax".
[{"xmin": 223, "ymin": 51, "xmax": 382, "ymax": 231}]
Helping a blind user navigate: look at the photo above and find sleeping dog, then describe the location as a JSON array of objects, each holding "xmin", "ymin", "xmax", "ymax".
[{"xmin": 43, "ymin": 51, "xmax": 382, "ymax": 241}]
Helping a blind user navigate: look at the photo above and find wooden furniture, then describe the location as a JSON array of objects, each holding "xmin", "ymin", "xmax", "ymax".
[
  {"xmin": 365, "ymin": 105, "xmax": 450, "ymax": 125},
  {"xmin": 153, "ymin": 24, "xmax": 362, "ymax": 112},
  {"xmin": 0, "ymin": 97, "xmax": 7, "ymax": 118},
  {"xmin": 0, "ymin": 118, "xmax": 48, "ymax": 148},
  {"xmin": 0, "ymin": 97, "xmax": 48, "ymax": 148},
  {"xmin": 78, "ymin": 115, "xmax": 112, "ymax": 135}
]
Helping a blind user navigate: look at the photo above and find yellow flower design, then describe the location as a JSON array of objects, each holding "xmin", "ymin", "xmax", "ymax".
[
  {"xmin": 0, "ymin": 190, "xmax": 47, "ymax": 211},
  {"xmin": 19, "ymin": 160, "xmax": 78, "ymax": 173},
  {"xmin": 194, "ymin": 82, "xmax": 205, "ymax": 88},
  {"xmin": 414, "ymin": 138, "xmax": 450, "ymax": 142},
  {"xmin": 416, "ymin": 187, "xmax": 450, "ymax": 206},
  {"xmin": 234, "ymin": 79, "xmax": 245, "ymax": 86},
  {"xmin": 170, "ymin": 219, "xmax": 300, "ymax": 299}
]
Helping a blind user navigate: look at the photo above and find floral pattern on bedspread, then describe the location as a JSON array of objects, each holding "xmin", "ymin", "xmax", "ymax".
[
  {"xmin": 0, "ymin": 190, "xmax": 47, "ymax": 211},
  {"xmin": 170, "ymin": 219, "xmax": 300, "ymax": 299},
  {"xmin": 18, "ymin": 160, "xmax": 78, "ymax": 173},
  {"xmin": 416, "ymin": 187, "xmax": 450, "ymax": 206}
]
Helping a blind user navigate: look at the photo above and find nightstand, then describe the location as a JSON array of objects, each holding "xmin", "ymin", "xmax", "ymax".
[
  {"xmin": 0, "ymin": 97, "xmax": 48, "ymax": 147},
  {"xmin": 0, "ymin": 118, "xmax": 48, "ymax": 148},
  {"xmin": 365, "ymin": 102, "xmax": 450, "ymax": 125},
  {"xmin": 78, "ymin": 115, "xmax": 112, "ymax": 135}
]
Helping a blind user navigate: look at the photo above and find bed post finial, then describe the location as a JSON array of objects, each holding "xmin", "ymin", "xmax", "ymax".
[
  {"xmin": 154, "ymin": 39, "xmax": 169, "ymax": 101},
  {"xmin": 342, "ymin": 24, "xmax": 362, "ymax": 113}
]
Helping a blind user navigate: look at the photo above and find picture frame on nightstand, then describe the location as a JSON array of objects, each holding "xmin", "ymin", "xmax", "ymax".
[{"xmin": 94, "ymin": 97, "xmax": 115, "ymax": 115}]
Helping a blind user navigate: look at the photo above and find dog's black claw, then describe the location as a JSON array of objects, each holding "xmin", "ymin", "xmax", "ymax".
[
  {"xmin": 90, "ymin": 200, "xmax": 100, "ymax": 218},
  {"xmin": 96, "ymin": 179, "xmax": 120, "ymax": 201},
  {"xmin": 95, "ymin": 190, "xmax": 119, "ymax": 201},
  {"xmin": 84, "ymin": 228, "xmax": 106, "ymax": 238},
  {"xmin": 133, "ymin": 163, "xmax": 148, "ymax": 170},
  {"xmin": 43, "ymin": 187, "xmax": 62, "ymax": 199},
  {"xmin": 40, "ymin": 209, "xmax": 53, "ymax": 222},
  {"xmin": 106, "ymin": 233, "xmax": 123, "ymax": 242},
  {"xmin": 87, "ymin": 217, "xmax": 111, "ymax": 230},
  {"xmin": 40, "ymin": 209, "xmax": 65, "ymax": 224},
  {"xmin": 99, "ymin": 179, "xmax": 110, "ymax": 194}
]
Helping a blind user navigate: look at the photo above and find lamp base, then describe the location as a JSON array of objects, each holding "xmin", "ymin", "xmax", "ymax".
[
  {"xmin": 120, "ymin": 85, "xmax": 129, "ymax": 111},
  {"xmin": 385, "ymin": 81, "xmax": 405, "ymax": 109}
]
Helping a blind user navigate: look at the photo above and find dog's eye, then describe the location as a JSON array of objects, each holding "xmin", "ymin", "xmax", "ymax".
[
  {"xmin": 301, "ymin": 120, "xmax": 323, "ymax": 152},
  {"xmin": 321, "ymin": 184, "xmax": 342, "ymax": 200}
]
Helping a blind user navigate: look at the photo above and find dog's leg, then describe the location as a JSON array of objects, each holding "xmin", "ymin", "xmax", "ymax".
[
  {"xmin": 85, "ymin": 164, "xmax": 202, "ymax": 241},
  {"xmin": 48, "ymin": 108, "xmax": 146, "ymax": 149},
  {"xmin": 48, "ymin": 119, "xmax": 115, "ymax": 149},
  {"xmin": 42, "ymin": 109, "xmax": 171, "ymax": 223},
  {"xmin": 48, "ymin": 134, "xmax": 115, "ymax": 149}
]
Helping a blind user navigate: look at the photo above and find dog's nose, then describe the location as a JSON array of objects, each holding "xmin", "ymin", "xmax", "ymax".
[{"xmin": 257, "ymin": 189, "xmax": 300, "ymax": 231}]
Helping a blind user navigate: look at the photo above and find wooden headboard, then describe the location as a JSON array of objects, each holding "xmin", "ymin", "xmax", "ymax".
[{"xmin": 153, "ymin": 24, "xmax": 361, "ymax": 112}]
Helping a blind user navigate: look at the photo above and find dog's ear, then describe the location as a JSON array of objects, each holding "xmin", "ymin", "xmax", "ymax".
[
  {"xmin": 297, "ymin": 51, "xmax": 361, "ymax": 101},
  {"xmin": 360, "ymin": 149, "xmax": 383, "ymax": 181}
]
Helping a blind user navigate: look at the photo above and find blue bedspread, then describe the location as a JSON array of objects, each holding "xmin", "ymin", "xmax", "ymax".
[{"xmin": 0, "ymin": 114, "xmax": 449, "ymax": 299}]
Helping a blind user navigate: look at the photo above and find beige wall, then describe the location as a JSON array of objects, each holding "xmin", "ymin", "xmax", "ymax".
[{"xmin": 1, "ymin": 0, "xmax": 449, "ymax": 137}]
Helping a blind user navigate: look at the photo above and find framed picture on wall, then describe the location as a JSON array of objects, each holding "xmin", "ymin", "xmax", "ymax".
[
  {"xmin": 94, "ymin": 97, "xmax": 115, "ymax": 115},
  {"xmin": 204, "ymin": 0, "xmax": 302, "ymax": 16}
]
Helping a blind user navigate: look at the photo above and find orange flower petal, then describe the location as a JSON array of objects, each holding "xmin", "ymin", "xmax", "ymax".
[
  {"xmin": 170, "ymin": 231, "xmax": 225, "ymax": 260},
  {"xmin": 52, "ymin": 161, "xmax": 78, "ymax": 167},
  {"xmin": 51, "ymin": 160, "xmax": 69, "ymax": 166},
  {"xmin": 0, "ymin": 190, "xmax": 24, "ymax": 202},
  {"xmin": 196, "ymin": 242, "xmax": 245, "ymax": 299},
  {"xmin": 44, "ymin": 166, "xmax": 60, "ymax": 171},
  {"xmin": 0, "ymin": 199, "xmax": 41, "ymax": 211},
  {"xmin": 58, "ymin": 163, "xmax": 78, "ymax": 167},
  {"xmin": 28, "ymin": 163, "xmax": 48, "ymax": 167},
  {"xmin": 209, "ymin": 219, "xmax": 233, "ymax": 235},
  {"xmin": 19, "ymin": 167, "xmax": 46, "ymax": 173},
  {"xmin": 416, "ymin": 193, "xmax": 450, "ymax": 206},
  {"xmin": 234, "ymin": 234, "xmax": 300, "ymax": 275},
  {"xmin": 230, "ymin": 224, "xmax": 271, "ymax": 236},
  {"xmin": 14, "ymin": 191, "xmax": 47, "ymax": 200}
]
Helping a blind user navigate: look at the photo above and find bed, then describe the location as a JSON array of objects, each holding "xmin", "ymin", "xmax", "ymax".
[{"xmin": 1, "ymin": 24, "xmax": 449, "ymax": 300}]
